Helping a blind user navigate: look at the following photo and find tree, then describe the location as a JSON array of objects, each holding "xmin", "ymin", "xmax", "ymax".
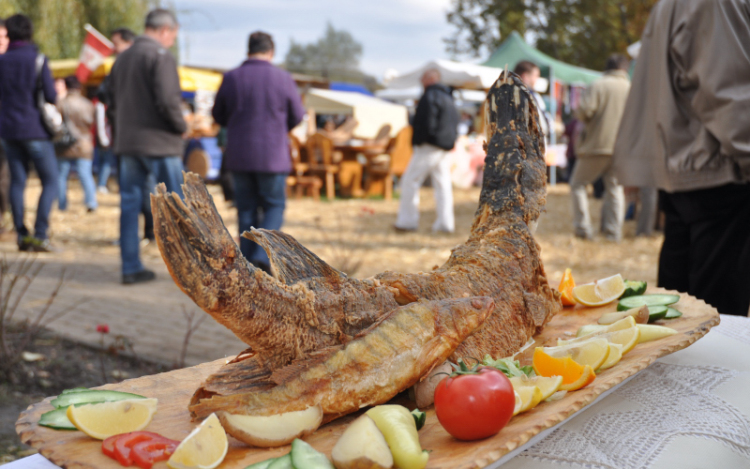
[
  {"xmin": 445, "ymin": 0, "xmax": 656, "ymax": 70},
  {"xmin": 0, "ymin": 0, "xmax": 157, "ymax": 59},
  {"xmin": 284, "ymin": 22, "xmax": 366, "ymax": 83}
]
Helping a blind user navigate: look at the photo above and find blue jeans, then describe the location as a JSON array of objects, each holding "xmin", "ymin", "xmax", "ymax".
[
  {"xmin": 120, "ymin": 155, "xmax": 184, "ymax": 275},
  {"xmin": 1, "ymin": 139, "xmax": 58, "ymax": 241},
  {"xmin": 96, "ymin": 147, "xmax": 115, "ymax": 188},
  {"xmin": 57, "ymin": 158, "xmax": 97, "ymax": 210},
  {"xmin": 233, "ymin": 172, "xmax": 287, "ymax": 266}
]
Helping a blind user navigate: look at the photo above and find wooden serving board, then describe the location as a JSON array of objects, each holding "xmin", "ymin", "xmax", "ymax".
[{"xmin": 17, "ymin": 289, "xmax": 719, "ymax": 469}]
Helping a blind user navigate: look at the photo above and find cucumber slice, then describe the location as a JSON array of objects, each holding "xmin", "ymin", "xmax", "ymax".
[
  {"xmin": 665, "ymin": 307, "xmax": 683, "ymax": 319},
  {"xmin": 291, "ymin": 439, "xmax": 334, "ymax": 469},
  {"xmin": 244, "ymin": 457, "xmax": 278, "ymax": 469},
  {"xmin": 647, "ymin": 305, "xmax": 668, "ymax": 323},
  {"xmin": 61, "ymin": 387, "xmax": 90, "ymax": 394},
  {"xmin": 39, "ymin": 408, "xmax": 77, "ymax": 430},
  {"xmin": 50, "ymin": 390, "xmax": 146, "ymax": 408},
  {"xmin": 617, "ymin": 294, "xmax": 680, "ymax": 311},
  {"xmin": 268, "ymin": 454, "xmax": 293, "ymax": 469},
  {"xmin": 622, "ymin": 280, "xmax": 647, "ymax": 298}
]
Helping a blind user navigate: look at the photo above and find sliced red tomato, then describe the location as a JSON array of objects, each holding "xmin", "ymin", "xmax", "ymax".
[
  {"xmin": 102, "ymin": 434, "xmax": 120, "ymax": 460},
  {"xmin": 434, "ymin": 362, "xmax": 515, "ymax": 441},
  {"xmin": 131, "ymin": 438, "xmax": 180, "ymax": 469},
  {"xmin": 101, "ymin": 431, "xmax": 168, "ymax": 466}
]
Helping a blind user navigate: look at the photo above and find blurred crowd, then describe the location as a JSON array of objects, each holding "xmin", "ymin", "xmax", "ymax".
[{"xmin": 0, "ymin": 0, "xmax": 747, "ymax": 316}]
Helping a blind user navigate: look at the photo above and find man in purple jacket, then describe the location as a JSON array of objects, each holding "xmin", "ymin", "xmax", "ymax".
[
  {"xmin": 0, "ymin": 14, "xmax": 59, "ymax": 252},
  {"xmin": 212, "ymin": 31, "xmax": 305, "ymax": 272}
]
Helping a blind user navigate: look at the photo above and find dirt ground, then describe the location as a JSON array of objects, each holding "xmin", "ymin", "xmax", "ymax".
[{"xmin": 37, "ymin": 178, "xmax": 663, "ymax": 287}]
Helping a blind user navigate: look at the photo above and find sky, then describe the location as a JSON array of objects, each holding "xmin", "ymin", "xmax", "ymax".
[{"xmin": 173, "ymin": 0, "xmax": 462, "ymax": 80}]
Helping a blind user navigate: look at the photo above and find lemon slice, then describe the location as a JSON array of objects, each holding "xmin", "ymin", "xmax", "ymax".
[
  {"xmin": 509, "ymin": 375, "xmax": 563, "ymax": 402},
  {"xmin": 513, "ymin": 390, "xmax": 522, "ymax": 416},
  {"xmin": 168, "ymin": 413, "xmax": 228, "ymax": 469},
  {"xmin": 560, "ymin": 324, "xmax": 640, "ymax": 355},
  {"xmin": 542, "ymin": 337, "xmax": 610, "ymax": 370},
  {"xmin": 512, "ymin": 385, "xmax": 544, "ymax": 415},
  {"xmin": 66, "ymin": 398, "xmax": 157, "ymax": 440},
  {"xmin": 599, "ymin": 343, "xmax": 623, "ymax": 370},
  {"xmin": 572, "ymin": 274, "xmax": 626, "ymax": 307}
]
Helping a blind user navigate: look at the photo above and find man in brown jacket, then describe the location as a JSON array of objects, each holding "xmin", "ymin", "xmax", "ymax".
[
  {"xmin": 56, "ymin": 76, "xmax": 97, "ymax": 212},
  {"xmin": 570, "ymin": 54, "xmax": 630, "ymax": 241},
  {"xmin": 108, "ymin": 8, "xmax": 186, "ymax": 284},
  {"xmin": 613, "ymin": 0, "xmax": 750, "ymax": 316}
]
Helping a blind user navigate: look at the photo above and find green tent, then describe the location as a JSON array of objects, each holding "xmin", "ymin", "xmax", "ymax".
[{"xmin": 483, "ymin": 31, "xmax": 601, "ymax": 85}]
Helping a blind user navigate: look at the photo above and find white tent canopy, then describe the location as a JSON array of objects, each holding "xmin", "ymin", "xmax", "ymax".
[
  {"xmin": 305, "ymin": 89, "xmax": 409, "ymax": 139},
  {"xmin": 383, "ymin": 59, "xmax": 503, "ymax": 90}
]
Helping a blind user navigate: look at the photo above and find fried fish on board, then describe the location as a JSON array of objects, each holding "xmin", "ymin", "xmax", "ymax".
[
  {"xmin": 151, "ymin": 71, "xmax": 561, "ymax": 414},
  {"xmin": 191, "ymin": 297, "xmax": 495, "ymax": 423}
]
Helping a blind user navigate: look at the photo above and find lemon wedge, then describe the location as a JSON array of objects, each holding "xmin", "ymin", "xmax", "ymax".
[
  {"xmin": 168, "ymin": 413, "xmax": 228, "ymax": 469},
  {"xmin": 513, "ymin": 385, "xmax": 544, "ymax": 415},
  {"xmin": 66, "ymin": 398, "xmax": 157, "ymax": 440},
  {"xmin": 559, "ymin": 322, "xmax": 640, "ymax": 355},
  {"xmin": 572, "ymin": 274, "xmax": 626, "ymax": 307},
  {"xmin": 510, "ymin": 375, "xmax": 563, "ymax": 402},
  {"xmin": 598, "ymin": 343, "xmax": 623, "ymax": 370},
  {"xmin": 542, "ymin": 337, "xmax": 610, "ymax": 370}
]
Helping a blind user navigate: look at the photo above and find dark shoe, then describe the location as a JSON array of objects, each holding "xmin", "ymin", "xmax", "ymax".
[
  {"xmin": 18, "ymin": 236, "xmax": 33, "ymax": 252},
  {"xmin": 122, "ymin": 269, "xmax": 156, "ymax": 285},
  {"xmin": 87, "ymin": 207, "xmax": 96, "ymax": 213},
  {"xmin": 27, "ymin": 238, "xmax": 60, "ymax": 253},
  {"xmin": 393, "ymin": 224, "xmax": 416, "ymax": 233}
]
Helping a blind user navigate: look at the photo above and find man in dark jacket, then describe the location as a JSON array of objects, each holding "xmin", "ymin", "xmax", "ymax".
[
  {"xmin": 0, "ymin": 14, "xmax": 59, "ymax": 252},
  {"xmin": 613, "ymin": 0, "xmax": 750, "ymax": 316},
  {"xmin": 108, "ymin": 9, "xmax": 186, "ymax": 284},
  {"xmin": 212, "ymin": 31, "xmax": 304, "ymax": 272},
  {"xmin": 395, "ymin": 69, "xmax": 458, "ymax": 233}
]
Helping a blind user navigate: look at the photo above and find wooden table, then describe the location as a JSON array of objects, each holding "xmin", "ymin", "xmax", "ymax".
[
  {"xmin": 15, "ymin": 290, "xmax": 721, "ymax": 469},
  {"xmin": 334, "ymin": 141, "xmax": 388, "ymax": 198}
]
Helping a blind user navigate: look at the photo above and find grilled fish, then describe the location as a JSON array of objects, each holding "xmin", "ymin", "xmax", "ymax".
[
  {"xmin": 190, "ymin": 297, "xmax": 494, "ymax": 421},
  {"xmin": 151, "ymin": 72, "xmax": 561, "ymax": 413}
]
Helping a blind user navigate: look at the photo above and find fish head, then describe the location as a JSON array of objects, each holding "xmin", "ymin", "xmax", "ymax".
[{"xmin": 435, "ymin": 296, "xmax": 495, "ymax": 340}]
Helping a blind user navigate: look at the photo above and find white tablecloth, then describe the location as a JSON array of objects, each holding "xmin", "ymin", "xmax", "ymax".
[{"xmin": 7, "ymin": 315, "xmax": 750, "ymax": 469}]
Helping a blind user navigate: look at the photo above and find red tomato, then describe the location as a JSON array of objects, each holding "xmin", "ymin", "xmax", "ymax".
[
  {"xmin": 101, "ymin": 434, "xmax": 120, "ymax": 460},
  {"xmin": 434, "ymin": 366, "xmax": 515, "ymax": 441}
]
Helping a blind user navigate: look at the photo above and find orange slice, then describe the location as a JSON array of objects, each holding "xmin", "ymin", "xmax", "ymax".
[
  {"xmin": 559, "ymin": 365, "xmax": 595, "ymax": 391},
  {"xmin": 532, "ymin": 348, "xmax": 596, "ymax": 391},
  {"xmin": 558, "ymin": 268, "xmax": 576, "ymax": 306}
]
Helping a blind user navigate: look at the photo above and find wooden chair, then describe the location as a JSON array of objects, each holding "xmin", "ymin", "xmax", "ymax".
[
  {"xmin": 366, "ymin": 124, "xmax": 392, "ymax": 150},
  {"xmin": 287, "ymin": 134, "xmax": 322, "ymax": 200},
  {"xmin": 305, "ymin": 133, "xmax": 340, "ymax": 200},
  {"xmin": 325, "ymin": 117, "xmax": 359, "ymax": 146},
  {"xmin": 364, "ymin": 126, "xmax": 413, "ymax": 200}
]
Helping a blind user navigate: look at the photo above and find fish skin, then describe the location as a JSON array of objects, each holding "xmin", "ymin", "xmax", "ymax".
[
  {"xmin": 375, "ymin": 73, "xmax": 560, "ymax": 361},
  {"xmin": 189, "ymin": 297, "xmax": 494, "ymax": 420},
  {"xmin": 152, "ymin": 180, "xmax": 400, "ymax": 371},
  {"xmin": 153, "ymin": 72, "xmax": 561, "ymax": 414}
]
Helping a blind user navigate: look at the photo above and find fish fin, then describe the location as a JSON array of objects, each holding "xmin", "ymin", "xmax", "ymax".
[
  {"xmin": 243, "ymin": 228, "xmax": 347, "ymax": 285},
  {"xmin": 269, "ymin": 346, "xmax": 343, "ymax": 385},
  {"xmin": 227, "ymin": 347, "xmax": 256, "ymax": 364}
]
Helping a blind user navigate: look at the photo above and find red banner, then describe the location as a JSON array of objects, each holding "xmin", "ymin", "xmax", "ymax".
[{"xmin": 76, "ymin": 24, "xmax": 114, "ymax": 83}]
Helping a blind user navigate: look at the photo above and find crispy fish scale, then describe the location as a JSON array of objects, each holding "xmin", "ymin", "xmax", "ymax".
[
  {"xmin": 152, "ymin": 175, "xmax": 400, "ymax": 369},
  {"xmin": 190, "ymin": 297, "xmax": 494, "ymax": 420}
]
